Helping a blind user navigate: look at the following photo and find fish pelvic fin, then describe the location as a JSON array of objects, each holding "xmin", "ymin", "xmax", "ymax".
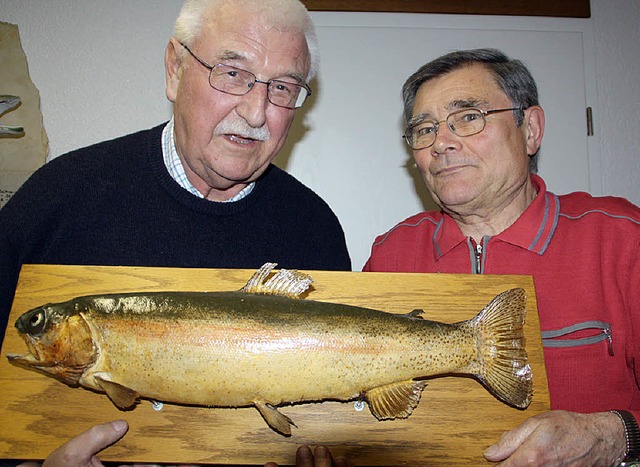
[
  {"xmin": 240, "ymin": 262, "xmax": 313, "ymax": 299},
  {"xmin": 365, "ymin": 380, "xmax": 428, "ymax": 420},
  {"xmin": 469, "ymin": 288, "xmax": 533, "ymax": 409},
  {"xmin": 95, "ymin": 376, "xmax": 139, "ymax": 410},
  {"xmin": 254, "ymin": 400, "xmax": 296, "ymax": 436}
]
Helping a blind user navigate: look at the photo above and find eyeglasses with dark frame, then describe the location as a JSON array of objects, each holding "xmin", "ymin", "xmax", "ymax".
[
  {"xmin": 179, "ymin": 42, "xmax": 312, "ymax": 109},
  {"xmin": 403, "ymin": 107, "xmax": 525, "ymax": 150}
]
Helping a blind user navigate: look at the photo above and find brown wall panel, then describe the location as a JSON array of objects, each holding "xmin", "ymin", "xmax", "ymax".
[{"xmin": 301, "ymin": 0, "xmax": 591, "ymax": 18}]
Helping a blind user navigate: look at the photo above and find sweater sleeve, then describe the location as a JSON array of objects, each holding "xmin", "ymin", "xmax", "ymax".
[
  {"xmin": 0, "ymin": 191, "xmax": 31, "ymax": 345},
  {"xmin": 0, "ymin": 227, "xmax": 19, "ymax": 346}
]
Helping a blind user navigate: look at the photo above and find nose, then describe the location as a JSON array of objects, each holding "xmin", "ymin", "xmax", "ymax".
[
  {"xmin": 235, "ymin": 81, "xmax": 269, "ymax": 128},
  {"xmin": 431, "ymin": 121, "xmax": 461, "ymax": 155}
]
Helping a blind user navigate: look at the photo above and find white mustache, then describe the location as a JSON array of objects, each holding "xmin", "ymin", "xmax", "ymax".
[{"xmin": 214, "ymin": 118, "xmax": 270, "ymax": 142}]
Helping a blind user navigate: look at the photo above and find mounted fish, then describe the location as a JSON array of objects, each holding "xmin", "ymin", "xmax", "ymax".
[
  {"xmin": 7, "ymin": 263, "xmax": 533, "ymax": 436},
  {"xmin": 0, "ymin": 95, "xmax": 24, "ymax": 136}
]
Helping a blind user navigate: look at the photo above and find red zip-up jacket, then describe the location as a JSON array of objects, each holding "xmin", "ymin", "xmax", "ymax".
[{"xmin": 364, "ymin": 175, "xmax": 640, "ymax": 421}]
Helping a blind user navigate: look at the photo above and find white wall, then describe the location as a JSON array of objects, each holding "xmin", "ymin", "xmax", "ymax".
[
  {"xmin": 590, "ymin": 0, "xmax": 640, "ymax": 204},
  {"xmin": 1, "ymin": 0, "xmax": 639, "ymax": 270}
]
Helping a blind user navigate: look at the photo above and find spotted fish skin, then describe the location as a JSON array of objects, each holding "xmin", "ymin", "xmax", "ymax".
[{"xmin": 7, "ymin": 263, "xmax": 532, "ymax": 436}]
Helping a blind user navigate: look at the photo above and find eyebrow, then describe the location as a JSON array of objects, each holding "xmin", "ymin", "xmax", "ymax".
[
  {"xmin": 216, "ymin": 50, "xmax": 246, "ymax": 63},
  {"xmin": 216, "ymin": 49, "xmax": 307, "ymax": 85},
  {"xmin": 447, "ymin": 98, "xmax": 489, "ymax": 110}
]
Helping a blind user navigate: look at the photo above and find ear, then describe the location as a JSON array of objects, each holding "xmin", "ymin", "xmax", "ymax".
[
  {"xmin": 523, "ymin": 105, "xmax": 545, "ymax": 156},
  {"xmin": 165, "ymin": 38, "xmax": 183, "ymax": 103}
]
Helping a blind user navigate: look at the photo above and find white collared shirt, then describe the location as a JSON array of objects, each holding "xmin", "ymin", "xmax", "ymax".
[{"xmin": 161, "ymin": 118, "xmax": 254, "ymax": 202}]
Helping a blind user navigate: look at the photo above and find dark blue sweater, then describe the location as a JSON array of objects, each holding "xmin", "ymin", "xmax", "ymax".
[{"xmin": 0, "ymin": 124, "xmax": 351, "ymax": 343}]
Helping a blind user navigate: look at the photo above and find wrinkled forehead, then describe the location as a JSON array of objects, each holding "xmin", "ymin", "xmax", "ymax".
[
  {"xmin": 410, "ymin": 64, "xmax": 506, "ymax": 124},
  {"xmin": 196, "ymin": 5, "xmax": 310, "ymax": 78}
]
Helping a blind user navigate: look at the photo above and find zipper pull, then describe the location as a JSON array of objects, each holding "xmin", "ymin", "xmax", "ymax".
[
  {"xmin": 604, "ymin": 328, "xmax": 614, "ymax": 356},
  {"xmin": 475, "ymin": 243, "xmax": 482, "ymax": 274}
]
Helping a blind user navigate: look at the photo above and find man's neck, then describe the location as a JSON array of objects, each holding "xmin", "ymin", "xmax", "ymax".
[
  {"xmin": 200, "ymin": 183, "xmax": 250, "ymax": 202},
  {"xmin": 446, "ymin": 181, "xmax": 538, "ymax": 242}
]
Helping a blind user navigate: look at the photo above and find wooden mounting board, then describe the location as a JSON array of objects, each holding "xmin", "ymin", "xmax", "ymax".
[{"xmin": 0, "ymin": 265, "xmax": 549, "ymax": 465}]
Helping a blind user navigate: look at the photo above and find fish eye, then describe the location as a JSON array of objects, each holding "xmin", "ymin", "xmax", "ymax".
[{"xmin": 27, "ymin": 310, "xmax": 47, "ymax": 334}]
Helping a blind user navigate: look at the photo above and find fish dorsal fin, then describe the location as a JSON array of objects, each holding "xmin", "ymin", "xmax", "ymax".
[
  {"xmin": 254, "ymin": 400, "xmax": 296, "ymax": 436},
  {"xmin": 241, "ymin": 262, "xmax": 313, "ymax": 299},
  {"xmin": 95, "ymin": 375, "xmax": 139, "ymax": 409},
  {"xmin": 365, "ymin": 380, "xmax": 428, "ymax": 420}
]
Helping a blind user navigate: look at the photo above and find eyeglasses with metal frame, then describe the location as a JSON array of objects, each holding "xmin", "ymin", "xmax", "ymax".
[
  {"xmin": 180, "ymin": 42, "xmax": 312, "ymax": 109},
  {"xmin": 403, "ymin": 107, "xmax": 525, "ymax": 150}
]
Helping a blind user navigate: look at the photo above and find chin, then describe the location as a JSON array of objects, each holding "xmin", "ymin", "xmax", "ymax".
[
  {"xmin": 218, "ymin": 166, "xmax": 265, "ymax": 186},
  {"xmin": 436, "ymin": 188, "xmax": 479, "ymax": 206}
]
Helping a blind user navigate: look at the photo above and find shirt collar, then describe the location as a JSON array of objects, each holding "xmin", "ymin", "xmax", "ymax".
[
  {"xmin": 161, "ymin": 118, "xmax": 255, "ymax": 202},
  {"xmin": 434, "ymin": 174, "xmax": 559, "ymax": 258}
]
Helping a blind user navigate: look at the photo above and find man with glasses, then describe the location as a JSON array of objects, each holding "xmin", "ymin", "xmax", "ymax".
[
  {"xmin": 1, "ymin": 1, "xmax": 350, "ymax": 464},
  {"xmin": 0, "ymin": 0, "xmax": 351, "ymax": 340},
  {"xmin": 365, "ymin": 48, "xmax": 640, "ymax": 465}
]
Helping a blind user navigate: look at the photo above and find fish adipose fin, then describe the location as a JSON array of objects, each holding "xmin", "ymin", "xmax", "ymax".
[
  {"xmin": 254, "ymin": 400, "xmax": 296, "ymax": 436},
  {"xmin": 365, "ymin": 380, "xmax": 429, "ymax": 420},
  {"xmin": 403, "ymin": 309, "xmax": 425, "ymax": 320},
  {"xmin": 95, "ymin": 376, "xmax": 139, "ymax": 409},
  {"xmin": 469, "ymin": 288, "xmax": 533, "ymax": 409},
  {"xmin": 241, "ymin": 262, "xmax": 313, "ymax": 299}
]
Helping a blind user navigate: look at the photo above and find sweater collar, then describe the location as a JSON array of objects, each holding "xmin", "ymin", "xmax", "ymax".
[{"xmin": 433, "ymin": 174, "xmax": 560, "ymax": 260}]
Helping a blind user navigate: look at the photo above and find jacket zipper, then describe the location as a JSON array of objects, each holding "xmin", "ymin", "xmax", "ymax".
[
  {"xmin": 474, "ymin": 242, "xmax": 482, "ymax": 274},
  {"xmin": 541, "ymin": 321, "xmax": 614, "ymax": 356}
]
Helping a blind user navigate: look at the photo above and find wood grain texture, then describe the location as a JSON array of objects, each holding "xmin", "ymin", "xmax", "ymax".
[
  {"xmin": 300, "ymin": 0, "xmax": 591, "ymax": 18},
  {"xmin": 0, "ymin": 265, "xmax": 550, "ymax": 465}
]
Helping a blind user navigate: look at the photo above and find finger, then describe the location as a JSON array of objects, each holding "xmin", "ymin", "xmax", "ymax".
[
  {"xmin": 484, "ymin": 422, "xmax": 535, "ymax": 462},
  {"xmin": 295, "ymin": 445, "xmax": 315, "ymax": 467},
  {"xmin": 333, "ymin": 456, "xmax": 356, "ymax": 467},
  {"xmin": 44, "ymin": 420, "xmax": 129, "ymax": 467},
  {"xmin": 311, "ymin": 446, "xmax": 333, "ymax": 467}
]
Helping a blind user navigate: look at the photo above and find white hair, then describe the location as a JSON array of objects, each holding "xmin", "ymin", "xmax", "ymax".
[{"xmin": 174, "ymin": 0, "xmax": 319, "ymax": 81}]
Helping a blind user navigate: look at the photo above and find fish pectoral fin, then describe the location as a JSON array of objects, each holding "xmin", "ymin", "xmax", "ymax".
[
  {"xmin": 254, "ymin": 400, "xmax": 296, "ymax": 436},
  {"xmin": 365, "ymin": 380, "xmax": 428, "ymax": 420},
  {"xmin": 95, "ymin": 376, "xmax": 139, "ymax": 409}
]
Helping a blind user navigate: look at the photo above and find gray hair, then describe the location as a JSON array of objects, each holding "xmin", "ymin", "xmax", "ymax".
[
  {"xmin": 174, "ymin": 0, "xmax": 319, "ymax": 81},
  {"xmin": 402, "ymin": 48, "xmax": 540, "ymax": 171}
]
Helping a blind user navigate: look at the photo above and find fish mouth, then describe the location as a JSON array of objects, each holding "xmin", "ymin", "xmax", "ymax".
[
  {"xmin": 6, "ymin": 352, "xmax": 55, "ymax": 369},
  {"xmin": 6, "ymin": 338, "xmax": 52, "ymax": 368}
]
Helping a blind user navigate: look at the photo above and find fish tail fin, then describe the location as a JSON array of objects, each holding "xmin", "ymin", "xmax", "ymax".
[{"xmin": 468, "ymin": 288, "xmax": 533, "ymax": 409}]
